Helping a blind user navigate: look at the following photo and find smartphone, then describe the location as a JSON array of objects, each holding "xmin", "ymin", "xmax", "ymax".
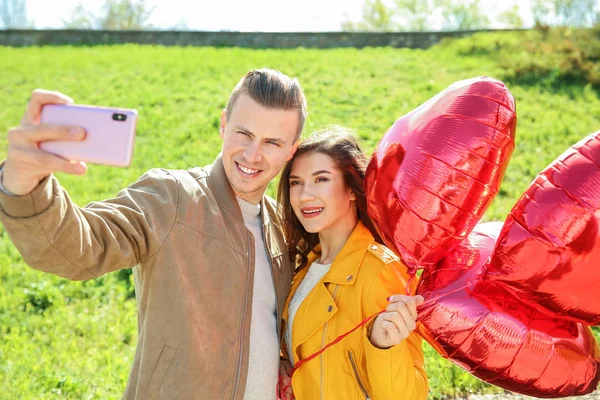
[{"xmin": 39, "ymin": 104, "xmax": 138, "ymax": 167}]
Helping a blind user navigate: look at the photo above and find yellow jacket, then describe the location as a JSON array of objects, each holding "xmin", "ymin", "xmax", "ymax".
[{"xmin": 283, "ymin": 222, "xmax": 428, "ymax": 400}]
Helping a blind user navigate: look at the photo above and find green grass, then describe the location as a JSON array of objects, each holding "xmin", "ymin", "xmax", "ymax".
[{"xmin": 1, "ymin": 32, "xmax": 599, "ymax": 399}]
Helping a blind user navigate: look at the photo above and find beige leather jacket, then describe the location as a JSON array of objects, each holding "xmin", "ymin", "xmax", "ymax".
[{"xmin": 0, "ymin": 155, "xmax": 293, "ymax": 400}]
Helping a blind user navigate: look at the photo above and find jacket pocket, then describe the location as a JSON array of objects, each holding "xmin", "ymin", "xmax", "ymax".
[
  {"xmin": 348, "ymin": 350, "xmax": 371, "ymax": 400},
  {"xmin": 147, "ymin": 342, "xmax": 180, "ymax": 400}
]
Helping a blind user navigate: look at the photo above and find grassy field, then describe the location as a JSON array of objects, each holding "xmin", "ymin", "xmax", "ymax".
[{"xmin": 1, "ymin": 30, "xmax": 599, "ymax": 399}]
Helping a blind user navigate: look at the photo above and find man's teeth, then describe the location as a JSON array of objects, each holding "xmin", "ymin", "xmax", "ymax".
[
  {"xmin": 304, "ymin": 208, "xmax": 323, "ymax": 214},
  {"xmin": 239, "ymin": 164, "xmax": 259, "ymax": 174}
]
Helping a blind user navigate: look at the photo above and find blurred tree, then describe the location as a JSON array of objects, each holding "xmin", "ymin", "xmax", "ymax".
[
  {"xmin": 344, "ymin": 0, "xmax": 547, "ymax": 31},
  {"xmin": 497, "ymin": 5, "xmax": 524, "ymax": 28},
  {"xmin": 63, "ymin": 0, "xmax": 155, "ymax": 30},
  {"xmin": 63, "ymin": 4, "xmax": 95, "ymax": 29},
  {"xmin": 0, "ymin": 0, "xmax": 31, "ymax": 28},
  {"xmin": 171, "ymin": 18, "xmax": 189, "ymax": 30},
  {"xmin": 393, "ymin": 0, "xmax": 440, "ymax": 31},
  {"xmin": 439, "ymin": 0, "xmax": 490, "ymax": 30},
  {"xmin": 532, "ymin": 0, "xmax": 552, "ymax": 25},
  {"xmin": 532, "ymin": 0, "xmax": 599, "ymax": 27},
  {"xmin": 341, "ymin": 0, "xmax": 396, "ymax": 31}
]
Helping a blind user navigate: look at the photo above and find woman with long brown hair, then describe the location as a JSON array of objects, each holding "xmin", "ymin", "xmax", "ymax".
[{"xmin": 277, "ymin": 127, "xmax": 428, "ymax": 400}]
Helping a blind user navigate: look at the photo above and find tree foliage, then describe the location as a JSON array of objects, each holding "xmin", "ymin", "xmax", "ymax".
[
  {"xmin": 393, "ymin": 0, "xmax": 439, "ymax": 31},
  {"xmin": 342, "ymin": 0, "xmax": 396, "ymax": 32},
  {"xmin": 438, "ymin": 0, "xmax": 490, "ymax": 30},
  {"xmin": 343, "ymin": 0, "xmax": 599, "ymax": 31},
  {"xmin": 0, "ymin": 0, "xmax": 30, "ymax": 28},
  {"xmin": 533, "ymin": 0, "xmax": 599, "ymax": 27},
  {"xmin": 497, "ymin": 5, "xmax": 525, "ymax": 29},
  {"xmin": 343, "ymin": 0, "xmax": 491, "ymax": 31},
  {"xmin": 63, "ymin": 0, "xmax": 155, "ymax": 30}
]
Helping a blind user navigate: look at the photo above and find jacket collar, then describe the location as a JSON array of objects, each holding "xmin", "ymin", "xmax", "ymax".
[
  {"xmin": 206, "ymin": 153, "xmax": 273, "ymax": 227},
  {"xmin": 305, "ymin": 221, "xmax": 375, "ymax": 286},
  {"xmin": 281, "ymin": 222, "xmax": 375, "ymax": 325},
  {"xmin": 207, "ymin": 154, "xmax": 244, "ymax": 223}
]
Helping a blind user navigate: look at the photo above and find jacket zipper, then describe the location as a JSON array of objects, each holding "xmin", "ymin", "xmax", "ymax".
[
  {"xmin": 266, "ymin": 239, "xmax": 281, "ymax": 341},
  {"xmin": 320, "ymin": 284, "xmax": 339, "ymax": 400},
  {"xmin": 348, "ymin": 350, "xmax": 371, "ymax": 400},
  {"xmin": 232, "ymin": 233, "xmax": 253, "ymax": 400}
]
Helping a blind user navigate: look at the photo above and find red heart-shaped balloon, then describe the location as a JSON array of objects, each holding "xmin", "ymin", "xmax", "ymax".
[
  {"xmin": 365, "ymin": 77, "xmax": 600, "ymax": 396},
  {"xmin": 485, "ymin": 133, "xmax": 600, "ymax": 325},
  {"xmin": 365, "ymin": 77, "xmax": 516, "ymax": 272},
  {"xmin": 418, "ymin": 221, "xmax": 600, "ymax": 397}
]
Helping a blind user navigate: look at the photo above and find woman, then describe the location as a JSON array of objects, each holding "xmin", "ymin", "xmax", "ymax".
[{"xmin": 277, "ymin": 128, "xmax": 428, "ymax": 400}]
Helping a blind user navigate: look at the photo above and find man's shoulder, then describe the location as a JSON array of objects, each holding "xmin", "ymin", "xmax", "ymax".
[
  {"xmin": 149, "ymin": 165, "xmax": 209, "ymax": 181},
  {"xmin": 128, "ymin": 166, "xmax": 211, "ymax": 195},
  {"xmin": 150, "ymin": 163, "xmax": 212, "ymax": 180}
]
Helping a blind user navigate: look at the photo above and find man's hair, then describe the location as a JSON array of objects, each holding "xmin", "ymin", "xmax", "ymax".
[{"xmin": 225, "ymin": 69, "xmax": 307, "ymax": 142}]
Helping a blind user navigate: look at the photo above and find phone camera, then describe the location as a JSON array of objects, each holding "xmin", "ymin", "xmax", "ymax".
[{"xmin": 112, "ymin": 113, "xmax": 127, "ymax": 122}]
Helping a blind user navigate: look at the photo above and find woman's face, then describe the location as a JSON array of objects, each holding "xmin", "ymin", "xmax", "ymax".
[{"xmin": 288, "ymin": 151, "xmax": 357, "ymax": 234}]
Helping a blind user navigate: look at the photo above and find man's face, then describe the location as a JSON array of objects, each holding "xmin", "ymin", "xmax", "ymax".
[{"xmin": 220, "ymin": 93, "xmax": 300, "ymax": 204}]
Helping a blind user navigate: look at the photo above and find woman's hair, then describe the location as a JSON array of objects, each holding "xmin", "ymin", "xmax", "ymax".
[{"xmin": 277, "ymin": 126, "xmax": 383, "ymax": 271}]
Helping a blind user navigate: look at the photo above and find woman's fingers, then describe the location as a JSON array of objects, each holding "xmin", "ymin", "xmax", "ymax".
[
  {"xmin": 383, "ymin": 294, "xmax": 425, "ymax": 337},
  {"xmin": 382, "ymin": 307, "xmax": 414, "ymax": 338},
  {"xmin": 387, "ymin": 294, "xmax": 424, "ymax": 320},
  {"xmin": 370, "ymin": 295, "xmax": 425, "ymax": 348},
  {"xmin": 381, "ymin": 320, "xmax": 402, "ymax": 343},
  {"xmin": 386, "ymin": 297, "xmax": 416, "ymax": 326}
]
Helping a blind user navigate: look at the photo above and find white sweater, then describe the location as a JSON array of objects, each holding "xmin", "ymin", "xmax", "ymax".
[
  {"xmin": 238, "ymin": 198, "xmax": 279, "ymax": 400},
  {"xmin": 284, "ymin": 260, "xmax": 332, "ymax": 365}
]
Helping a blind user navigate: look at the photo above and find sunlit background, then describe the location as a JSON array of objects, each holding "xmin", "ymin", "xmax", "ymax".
[
  {"xmin": 4, "ymin": 0, "xmax": 599, "ymax": 31},
  {"xmin": 1, "ymin": 1, "xmax": 599, "ymax": 399}
]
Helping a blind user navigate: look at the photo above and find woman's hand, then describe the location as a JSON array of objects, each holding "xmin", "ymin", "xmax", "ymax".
[
  {"xmin": 369, "ymin": 295, "xmax": 425, "ymax": 349},
  {"xmin": 278, "ymin": 358, "xmax": 294, "ymax": 400}
]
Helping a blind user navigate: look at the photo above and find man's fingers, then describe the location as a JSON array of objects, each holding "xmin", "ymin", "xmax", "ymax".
[
  {"xmin": 16, "ymin": 147, "xmax": 87, "ymax": 175},
  {"xmin": 21, "ymin": 89, "xmax": 74, "ymax": 126},
  {"xmin": 8, "ymin": 124, "xmax": 85, "ymax": 146}
]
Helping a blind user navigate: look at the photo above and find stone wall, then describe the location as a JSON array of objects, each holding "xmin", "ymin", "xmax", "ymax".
[{"xmin": 0, "ymin": 29, "xmax": 524, "ymax": 49}]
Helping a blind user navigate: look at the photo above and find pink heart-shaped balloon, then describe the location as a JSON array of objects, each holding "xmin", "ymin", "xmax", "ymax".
[{"xmin": 365, "ymin": 77, "xmax": 516, "ymax": 272}]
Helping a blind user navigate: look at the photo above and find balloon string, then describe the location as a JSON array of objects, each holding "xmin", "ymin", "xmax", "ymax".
[
  {"xmin": 276, "ymin": 309, "xmax": 384, "ymax": 399},
  {"xmin": 277, "ymin": 268, "xmax": 421, "ymax": 399}
]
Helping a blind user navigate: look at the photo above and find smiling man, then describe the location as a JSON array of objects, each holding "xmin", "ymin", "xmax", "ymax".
[
  {"xmin": 220, "ymin": 85, "xmax": 301, "ymax": 204},
  {"xmin": 0, "ymin": 69, "xmax": 307, "ymax": 400}
]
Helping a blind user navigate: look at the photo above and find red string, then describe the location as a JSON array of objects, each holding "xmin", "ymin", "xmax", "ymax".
[
  {"xmin": 277, "ymin": 309, "xmax": 383, "ymax": 399},
  {"xmin": 277, "ymin": 269, "xmax": 419, "ymax": 399}
]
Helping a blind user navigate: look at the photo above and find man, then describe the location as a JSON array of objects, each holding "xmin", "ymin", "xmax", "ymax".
[{"xmin": 0, "ymin": 69, "xmax": 306, "ymax": 399}]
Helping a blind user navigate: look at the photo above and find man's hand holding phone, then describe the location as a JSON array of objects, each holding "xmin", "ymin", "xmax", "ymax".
[
  {"xmin": 3, "ymin": 89, "xmax": 137, "ymax": 196},
  {"xmin": 4, "ymin": 89, "xmax": 87, "ymax": 196}
]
